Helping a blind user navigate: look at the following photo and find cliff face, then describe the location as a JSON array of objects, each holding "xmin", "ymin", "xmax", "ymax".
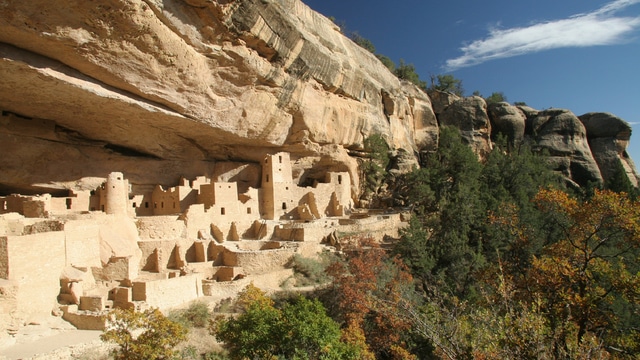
[
  {"xmin": 0, "ymin": 0, "xmax": 636, "ymax": 195},
  {"xmin": 0, "ymin": 0, "xmax": 436, "ymax": 195}
]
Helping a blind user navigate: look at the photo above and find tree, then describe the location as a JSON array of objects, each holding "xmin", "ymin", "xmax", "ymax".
[
  {"xmin": 326, "ymin": 237, "xmax": 418, "ymax": 359},
  {"xmin": 530, "ymin": 188, "xmax": 640, "ymax": 353},
  {"xmin": 101, "ymin": 308, "xmax": 187, "ymax": 360},
  {"xmin": 350, "ymin": 32, "xmax": 376, "ymax": 53},
  {"xmin": 429, "ymin": 74, "xmax": 464, "ymax": 96},
  {"xmin": 395, "ymin": 59, "xmax": 427, "ymax": 89},
  {"xmin": 376, "ymin": 53, "xmax": 396, "ymax": 72},
  {"xmin": 490, "ymin": 188, "xmax": 640, "ymax": 357},
  {"xmin": 397, "ymin": 127, "xmax": 485, "ymax": 297},
  {"xmin": 606, "ymin": 160, "xmax": 639, "ymax": 199},
  {"xmin": 361, "ymin": 134, "xmax": 390, "ymax": 204},
  {"xmin": 485, "ymin": 91, "xmax": 507, "ymax": 104},
  {"xmin": 212, "ymin": 284, "xmax": 363, "ymax": 360}
]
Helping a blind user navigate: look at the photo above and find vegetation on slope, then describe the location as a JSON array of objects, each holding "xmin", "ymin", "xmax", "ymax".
[{"xmin": 100, "ymin": 126, "xmax": 639, "ymax": 359}]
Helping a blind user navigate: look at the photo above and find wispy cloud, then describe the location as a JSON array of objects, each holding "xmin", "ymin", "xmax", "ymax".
[{"xmin": 445, "ymin": 0, "xmax": 640, "ymax": 70}]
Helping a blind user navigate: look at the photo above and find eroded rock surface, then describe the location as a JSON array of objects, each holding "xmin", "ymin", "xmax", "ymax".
[
  {"xmin": 579, "ymin": 112, "xmax": 639, "ymax": 187},
  {"xmin": 438, "ymin": 96, "xmax": 492, "ymax": 159},
  {"xmin": 530, "ymin": 109, "xmax": 603, "ymax": 186},
  {"xmin": 488, "ymin": 102, "xmax": 526, "ymax": 145},
  {"xmin": 0, "ymin": 0, "xmax": 436, "ymax": 194}
]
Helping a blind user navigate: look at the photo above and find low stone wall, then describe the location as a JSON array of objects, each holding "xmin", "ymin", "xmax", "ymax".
[
  {"xmin": 234, "ymin": 247, "xmax": 296, "ymax": 275},
  {"xmin": 132, "ymin": 273, "xmax": 203, "ymax": 310}
]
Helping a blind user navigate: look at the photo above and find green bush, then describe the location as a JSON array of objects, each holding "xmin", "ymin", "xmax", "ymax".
[{"xmin": 212, "ymin": 284, "xmax": 363, "ymax": 360}]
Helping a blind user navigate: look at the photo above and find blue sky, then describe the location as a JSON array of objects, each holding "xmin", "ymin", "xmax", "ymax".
[{"xmin": 303, "ymin": 0, "xmax": 640, "ymax": 163}]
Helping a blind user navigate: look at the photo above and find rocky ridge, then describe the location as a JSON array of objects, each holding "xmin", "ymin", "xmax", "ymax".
[{"xmin": 0, "ymin": 0, "xmax": 637, "ymax": 195}]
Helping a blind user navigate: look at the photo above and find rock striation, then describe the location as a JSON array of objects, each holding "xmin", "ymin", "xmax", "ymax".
[
  {"xmin": 0, "ymin": 0, "xmax": 637, "ymax": 193},
  {"xmin": 579, "ymin": 112, "xmax": 638, "ymax": 187},
  {"xmin": 0, "ymin": 0, "xmax": 436, "ymax": 196}
]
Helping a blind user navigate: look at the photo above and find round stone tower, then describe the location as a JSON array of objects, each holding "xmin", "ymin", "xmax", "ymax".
[{"xmin": 105, "ymin": 172, "xmax": 128, "ymax": 215}]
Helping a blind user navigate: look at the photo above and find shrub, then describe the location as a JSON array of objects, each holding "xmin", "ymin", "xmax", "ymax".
[
  {"xmin": 211, "ymin": 284, "xmax": 363, "ymax": 360},
  {"xmin": 168, "ymin": 301, "xmax": 212, "ymax": 328},
  {"xmin": 290, "ymin": 252, "xmax": 337, "ymax": 286},
  {"xmin": 101, "ymin": 307, "xmax": 187, "ymax": 360}
]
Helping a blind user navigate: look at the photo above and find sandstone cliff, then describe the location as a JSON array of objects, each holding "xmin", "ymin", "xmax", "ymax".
[
  {"xmin": 0, "ymin": 0, "xmax": 437, "ymax": 196},
  {"xmin": 0, "ymin": 0, "xmax": 637, "ymax": 196}
]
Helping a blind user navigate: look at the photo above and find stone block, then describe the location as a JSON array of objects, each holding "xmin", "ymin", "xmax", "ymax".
[
  {"xmin": 132, "ymin": 282, "xmax": 147, "ymax": 301},
  {"xmin": 113, "ymin": 287, "xmax": 132, "ymax": 303},
  {"xmin": 79, "ymin": 295, "xmax": 105, "ymax": 311}
]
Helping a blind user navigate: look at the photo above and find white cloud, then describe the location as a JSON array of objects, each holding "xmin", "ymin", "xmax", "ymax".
[{"xmin": 445, "ymin": 0, "xmax": 640, "ymax": 70}]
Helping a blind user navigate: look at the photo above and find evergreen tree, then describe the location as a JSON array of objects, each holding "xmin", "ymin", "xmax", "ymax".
[
  {"xmin": 429, "ymin": 74, "xmax": 464, "ymax": 96},
  {"xmin": 606, "ymin": 159, "xmax": 639, "ymax": 199},
  {"xmin": 397, "ymin": 127, "xmax": 485, "ymax": 297},
  {"xmin": 394, "ymin": 60, "xmax": 427, "ymax": 89}
]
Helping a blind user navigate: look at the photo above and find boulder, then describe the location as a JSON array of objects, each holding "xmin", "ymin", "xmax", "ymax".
[
  {"xmin": 532, "ymin": 109, "xmax": 603, "ymax": 186},
  {"xmin": 487, "ymin": 102, "xmax": 526, "ymax": 145},
  {"xmin": 438, "ymin": 96, "xmax": 492, "ymax": 159},
  {"xmin": 427, "ymin": 90, "xmax": 461, "ymax": 115},
  {"xmin": 579, "ymin": 112, "xmax": 639, "ymax": 187}
]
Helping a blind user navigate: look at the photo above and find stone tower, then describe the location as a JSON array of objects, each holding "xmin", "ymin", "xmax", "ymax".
[
  {"xmin": 104, "ymin": 172, "xmax": 129, "ymax": 215},
  {"xmin": 261, "ymin": 152, "xmax": 294, "ymax": 220}
]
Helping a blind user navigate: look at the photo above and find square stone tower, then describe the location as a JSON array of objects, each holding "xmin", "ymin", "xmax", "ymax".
[{"xmin": 261, "ymin": 152, "xmax": 294, "ymax": 220}]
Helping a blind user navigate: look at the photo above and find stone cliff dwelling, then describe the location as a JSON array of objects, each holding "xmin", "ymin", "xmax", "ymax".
[{"xmin": 0, "ymin": 152, "xmax": 403, "ymax": 331}]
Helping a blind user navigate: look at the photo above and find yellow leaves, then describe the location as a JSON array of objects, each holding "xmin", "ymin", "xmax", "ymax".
[
  {"xmin": 534, "ymin": 186, "xmax": 578, "ymax": 214},
  {"xmin": 235, "ymin": 282, "xmax": 273, "ymax": 311},
  {"xmin": 101, "ymin": 307, "xmax": 187, "ymax": 360}
]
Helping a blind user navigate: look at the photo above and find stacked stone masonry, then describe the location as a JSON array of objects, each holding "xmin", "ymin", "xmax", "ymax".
[{"xmin": 0, "ymin": 152, "xmax": 402, "ymax": 335}]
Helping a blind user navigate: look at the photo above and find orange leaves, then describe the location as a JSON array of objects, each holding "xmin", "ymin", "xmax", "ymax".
[
  {"xmin": 327, "ymin": 235, "xmax": 416, "ymax": 358},
  {"xmin": 524, "ymin": 188, "xmax": 640, "ymax": 349}
]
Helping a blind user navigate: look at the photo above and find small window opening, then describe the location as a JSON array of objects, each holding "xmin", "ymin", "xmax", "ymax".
[
  {"xmin": 282, "ymin": 202, "xmax": 287, "ymax": 210},
  {"xmin": 338, "ymin": 175, "xmax": 342, "ymax": 184},
  {"xmin": 279, "ymin": 155, "xmax": 282, "ymax": 163},
  {"xmin": 221, "ymin": 207, "xmax": 226, "ymax": 215},
  {"xmin": 101, "ymin": 205, "xmax": 105, "ymax": 212},
  {"xmin": 145, "ymin": 202, "xmax": 149, "ymax": 208},
  {"xmin": 117, "ymin": 177, "xmax": 121, "ymax": 180},
  {"xmin": 247, "ymin": 207, "xmax": 252, "ymax": 214},
  {"xmin": 66, "ymin": 198, "xmax": 72, "ymax": 209},
  {"xmin": 161, "ymin": 202, "xmax": 164, "ymax": 209},
  {"xmin": 132, "ymin": 202, "xmax": 137, "ymax": 208},
  {"xmin": 266, "ymin": 174, "xmax": 270, "ymax": 182}
]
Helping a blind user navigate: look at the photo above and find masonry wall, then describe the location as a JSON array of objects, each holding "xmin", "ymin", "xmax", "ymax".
[
  {"xmin": 234, "ymin": 247, "xmax": 296, "ymax": 275},
  {"xmin": 137, "ymin": 216, "xmax": 185, "ymax": 240},
  {"xmin": 63, "ymin": 220, "xmax": 101, "ymax": 268},
  {"xmin": 132, "ymin": 273, "xmax": 203, "ymax": 310},
  {"xmin": 1, "ymin": 232, "xmax": 66, "ymax": 319}
]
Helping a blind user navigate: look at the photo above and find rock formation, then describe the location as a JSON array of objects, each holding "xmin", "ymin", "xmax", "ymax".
[
  {"xmin": 0, "ymin": 0, "xmax": 437, "ymax": 197},
  {"xmin": 487, "ymin": 102, "xmax": 526, "ymax": 146},
  {"xmin": 438, "ymin": 96, "xmax": 492, "ymax": 159},
  {"xmin": 0, "ymin": 0, "xmax": 639, "ymax": 349},
  {"xmin": 579, "ymin": 112, "xmax": 638, "ymax": 187}
]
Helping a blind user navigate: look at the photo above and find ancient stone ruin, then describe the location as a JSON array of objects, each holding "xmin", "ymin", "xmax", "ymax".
[{"xmin": 0, "ymin": 152, "xmax": 403, "ymax": 334}]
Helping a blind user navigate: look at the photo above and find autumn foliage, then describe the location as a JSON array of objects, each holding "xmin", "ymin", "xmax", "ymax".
[
  {"xmin": 326, "ymin": 237, "xmax": 417, "ymax": 359},
  {"xmin": 487, "ymin": 188, "xmax": 640, "ymax": 358}
]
